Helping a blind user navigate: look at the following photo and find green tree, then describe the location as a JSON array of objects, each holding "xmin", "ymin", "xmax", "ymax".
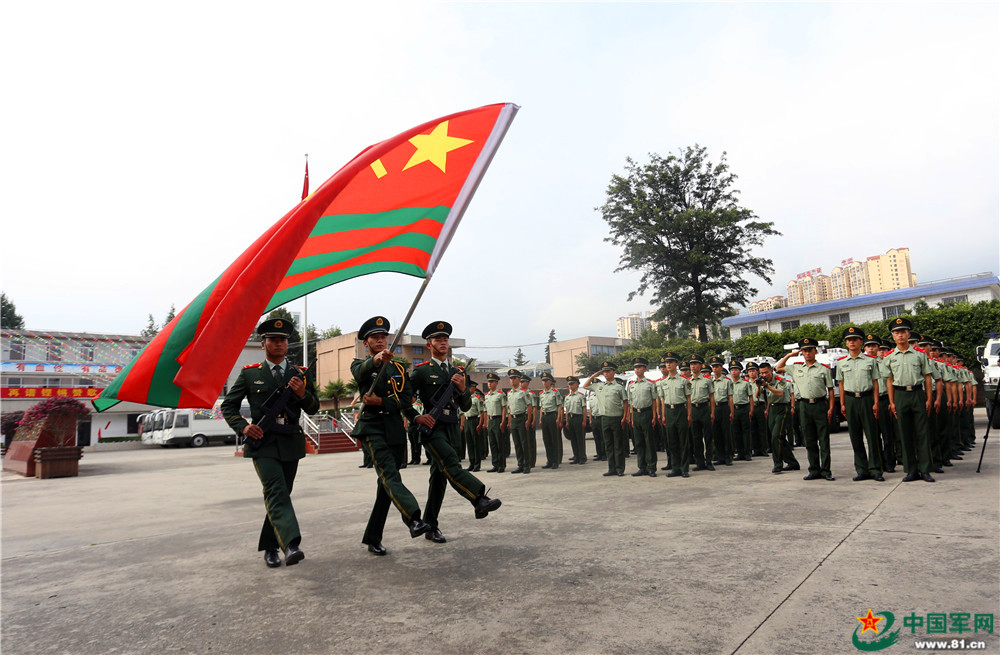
[
  {"xmin": 320, "ymin": 324, "xmax": 343, "ymax": 339},
  {"xmin": 163, "ymin": 304, "xmax": 176, "ymax": 326},
  {"xmin": 575, "ymin": 352, "xmax": 605, "ymax": 376},
  {"xmin": 140, "ymin": 314, "xmax": 159, "ymax": 338},
  {"xmin": 1, "ymin": 292, "xmax": 25, "ymax": 329},
  {"xmin": 321, "ymin": 379, "xmax": 350, "ymax": 415},
  {"xmin": 513, "ymin": 348, "xmax": 528, "ymax": 366},
  {"xmin": 544, "ymin": 329, "xmax": 557, "ymax": 364},
  {"xmin": 599, "ymin": 146, "xmax": 780, "ymax": 342}
]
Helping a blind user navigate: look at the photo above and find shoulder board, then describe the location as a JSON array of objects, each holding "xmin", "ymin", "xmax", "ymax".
[
  {"xmin": 776, "ymin": 375, "xmax": 784, "ymax": 381},
  {"xmin": 865, "ymin": 354, "xmax": 877, "ymax": 359},
  {"xmin": 836, "ymin": 355, "xmax": 847, "ymax": 361},
  {"xmin": 915, "ymin": 346, "xmax": 926, "ymax": 353},
  {"xmin": 243, "ymin": 363, "xmax": 262, "ymax": 369},
  {"xmin": 703, "ymin": 375, "xmax": 712, "ymax": 379},
  {"xmin": 681, "ymin": 374, "xmax": 691, "ymax": 379},
  {"xmin": 820, "ymin": 363, "xmax": 831, "ymax": 369},
  {"xmin": 577, "ymin": 391, "xmax": 584, "ymax": 396},
  {"xmin": 414, "ymin": 361, "xmax": 430, "ymax": 367}
]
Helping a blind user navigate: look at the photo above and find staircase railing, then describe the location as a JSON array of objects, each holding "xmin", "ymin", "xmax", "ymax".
[
  {"xmin": 300, "ymin": 414, "xmax": 321, "ymax": 450},
  {"xmin": 337, "ymin": 409, "xmax": 356, "ymax": 435}
]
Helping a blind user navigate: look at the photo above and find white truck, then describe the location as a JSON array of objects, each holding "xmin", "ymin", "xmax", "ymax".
[{"xmin": 976, "ymin": 335, "xmax": 1000, "ymax": 429}]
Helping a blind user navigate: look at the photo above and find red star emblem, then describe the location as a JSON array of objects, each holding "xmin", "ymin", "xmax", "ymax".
[{"xmin": 857, "ymin": 609, "xmax": 882, "ymax": 634}]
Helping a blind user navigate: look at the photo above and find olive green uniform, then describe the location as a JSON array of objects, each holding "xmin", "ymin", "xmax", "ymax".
[
  {"xmin": 882, "ymin": 347, "xmax": 933, "ymax": 475},
  {"xmin": 563, "ymin": 390, "xmax": 587, "ymax": 464},
  {"xmin": 506, "ymin": 387, "xmax": 533, "ymax": 472},
  {"xmin": 688, "ymin": 374, "xmax": 715, "ymax": 468},
  {"xmin": 592, "ymin": 380, "xmax": 628, "ymax": 475},
  {"xmin": 836, "ymin": 353, "xmax": 882, "ymax": 476},
  {"xmin": 875, "ymin": 358, "xmax": 897, "ymax": 470},
  {"xmin": 658, "ymin": 374, "xmax": 691, "ymax": 475},
  {"xmin": 765, "ymin": 375, "xmax": 799, "ymax": 469},
  {"xmin": 749, "ymin": 382, "xmax": 768, "ymax": 456},
  {"xmin": 785, "ymin": 362, "xmax": 834, "ymax": 478},
  {"xmin": 711, "ymin": 375, "xmax": 733, "ymax": 465},
  {"xmin": 730, "ymin": 378, "xmax": 754, "ymax": 461},
  {"xmin": 628, "ymin": 377, "xmax": 658, "ymax": 473},
  {"xmin": 222, "ymin": 361, "xmax": 319, "ymax": 553},
  {"xmin": 589, "ymin": 387, "xmax": 606, "ymax": 460},
  {"xmin": 539, "ymin": 387, "xmax": 563, "ymax": 468},
  {"xmin": 462, "ymin": 393, "xmax": 486, "ymax": 470},
  {"xmin": 484, "ymin": 389, "xmax": 507, "ymax": 472}
]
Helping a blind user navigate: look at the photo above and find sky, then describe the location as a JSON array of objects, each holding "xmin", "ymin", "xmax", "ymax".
[{"xmin": 3, "ymin": 1, "xmax": 998, "ymax": 367}]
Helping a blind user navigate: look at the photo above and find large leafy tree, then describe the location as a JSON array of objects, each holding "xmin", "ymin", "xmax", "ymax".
[
  {"xmin": 599, "ymin": 146, "xmax": 779, "ymax": 342},
  {"xmin": 262, "ymin": 308, "xmax": 304, "ymax": 366},
  {"xmin": 1, "ymin": 292, "xmax": 25, "ymax": 329}
]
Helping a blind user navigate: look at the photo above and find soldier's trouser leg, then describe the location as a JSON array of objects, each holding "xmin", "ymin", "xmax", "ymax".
[
  {"xmin": 528, "ymin": 422, "xmax": 538, "ymax": 468},
  {"xmin": 752, "ymin": 404, "xmax": 768, "ymax": 454},
  {"xmin": 664, "ymin": 406, "xmax": 688, "ymax": 474},
  {"xmin": 876, "ymin": 395, "xmax": 894, "ymax": 469},
  {"xmin": 541, "ymin": 412, "xmax": 559, "ymax": 467},
  {"xmin": 408, "ymin": 427, "xmax": 421, "ymax": 463},
  {"xmin": 930, "ymin": 403, "xmax": 947, "ymax": 467},
  {"xmin": 253, "ymin": 457, "xmax": 300, "ymax": 552},
  {"xmin": 895, "ymin": 389, "xmax": 932, "ymax": 475},
  {"xmin": 488, "ymin": 416, "xmax": 505, "ymax": 471},
  {"xmin": 592, "ymin": 417, "xmax": 605, "ymax": 459},
  {"xmin": 690, "ymin": 403, "xmax": 711, "ymax": 467},
  {"xmin": 632, "ymin": 408, "xmax": 655, "ymax": 472},
  {"xmin": 567, "ymin": 414, "xmax": 584, "ymax": 462},
  {"xmin": 422, "ymin": 428, "xmax": 487, "ymax": 529},
  {"xmin": 509, "ymin": 414, "xmax": 527, "ymax": 469},
  {"xmin": 963, "ymin": 406, "xmax": 975, "ymax": 446},
  {"xmin": 845, "ymin": 394, "xmax": 881, "ymax": 476},
  {"xmin": 800, "ymin": 401, "xmax": 831, "ymax": 476},
  {"xmin": 713, "ymin": 412, "xmax": 730, "ymax": 463},
  {"xmin": 362, "ymin": 441, "xmax": 421, "ymax": 545},
  {"xmin": 478, "ymin": 423, "xmax": 489, "ymax": 460},
  {"xmin": 601, "ymin": 416, "xmax": 626, "ymax": 474},
  {"xmin": 768, "ymin": 404, "xmax": 799, "ymax": 469},
  {"xmin": 949, "ymin": 408, "xmax": 963, "ymax": 455},
  {"xmin": 503, "ymin": 423, "xmax": 512, "ymax": 458},
  {"xmin": 463, "ymin": 420, "xmax": 480, "ymax": 469},
  {"xmin": 793, "ymin": 412, "xmax": 804, "ymax": 446},
  {"xmin": 732, "ymin": 405, "xmax": 750, "ymax": 459},
  {"xmin": 362, "ymin": 446, "xmax": 372, "ymax": 467}
]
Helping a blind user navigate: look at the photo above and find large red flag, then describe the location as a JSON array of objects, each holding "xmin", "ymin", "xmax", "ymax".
[{"xmin": 94, "ymin": 103, "xmax": 518, "ymax": 411}]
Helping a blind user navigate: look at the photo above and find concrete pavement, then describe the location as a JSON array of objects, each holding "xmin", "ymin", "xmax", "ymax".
[{"xmin": 2, "ymin": 412, "xmax": 998, "ymax": 654}]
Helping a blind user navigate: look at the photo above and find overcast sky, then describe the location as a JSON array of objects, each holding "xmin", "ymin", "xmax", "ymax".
[{"xmin": 4, "ymin": 2, "xmax": 998, "ymax": 366}]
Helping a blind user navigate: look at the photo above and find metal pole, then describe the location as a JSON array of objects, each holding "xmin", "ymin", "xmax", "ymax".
[
  {"xmin": 364, "ymin": 277, "xmax": 433, "ymax": 396},
  {"xmin": 976, "ymin": 383, "xmax": 998, "ymax": 473},
  {"xmin": 303, "ymin": 295, "xmax": 308, "ymax": 369}
]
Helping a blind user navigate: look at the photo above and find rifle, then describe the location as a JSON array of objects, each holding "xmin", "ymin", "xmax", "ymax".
[
  {"xmin": 246, "ymin": 358, "xmax": 317, "ymax": 451},
  {"xmin": 418, "ymin": 358, "xmax": 475, "ymax": 436}
]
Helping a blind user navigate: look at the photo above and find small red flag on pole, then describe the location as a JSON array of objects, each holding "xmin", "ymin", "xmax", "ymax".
[{"xmin": 301, "ymin": 154, "xmax": 309, "ymax": 200}]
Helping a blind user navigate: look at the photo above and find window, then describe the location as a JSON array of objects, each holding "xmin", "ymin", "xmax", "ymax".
[
  {"xmin": 80, "ymin": 378, "xmax": 95, "ymax": 387},
  {"xmin": 129, "ymin": 346, "xmax": 143, "ymax": 360},
  {"xmin": 81, "ymin": 343, "xmax": 95, "ymax": 362},
  {"xmin": 7, "ymin": 377, "xmax": 22, "ymax": 388},
  {"xmin": 828, "ymin": 313, "xmax": 850, "ymax": 328},
  {"xmin": 591, "ymin": 344, "xmax": 616, "ymax": 355},
  {"xmin": 126, "ymin": 414, "xmax": 141, "ymax": 434},
  {"xmin": 780, "ymin": 320, "xmax": 800, "ymax": 332},
  {"xmin": 411, "ymin": 346, "xmax": 424, "ymax": 355},
  {"xmin": 412, "ymin": 358, "xmax": 424, "ymax": 366},
  {"xmin": 740, "ymin": 327, "xmax": 759, "ymax": 337},
  {"xmin": 174, "ymin": 414, "xmax": 189, "ymax": 428},
  {"xmin": 392, "ymin": 345, "xmax": 403, "ymax": 354},
  {"xmin": 46, "ymin": 341, "xmax": 62, "ymax": 362},
  {"xmin": 44, "ymin": 377, "xmax": 61, "ymax": 388},
  {"xmin": 940, "ymin": 295, "xmax": 968, "ymax": 305},
  {"xmin": 882, "ymin": 305, "xmax": 905, "ymax": 319},
  {"xmin": 8, "ymin": 339, "xmax": 25, "ymax": 361}
]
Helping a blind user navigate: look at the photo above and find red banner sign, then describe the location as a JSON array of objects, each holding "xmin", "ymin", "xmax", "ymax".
[{"xmin": 1, "ymin": 387, "xmax": 103, "ymax": 399}]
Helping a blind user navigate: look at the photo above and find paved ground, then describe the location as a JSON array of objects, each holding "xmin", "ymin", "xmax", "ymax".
[{"xmin": 3, "ymin": 412, "xmax": 999, "ymax": 655}]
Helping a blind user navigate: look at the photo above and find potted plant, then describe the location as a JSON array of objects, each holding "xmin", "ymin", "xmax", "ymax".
[{"xmin": 10, "ymin": 397, "xmax": 89, "ymax": 478}]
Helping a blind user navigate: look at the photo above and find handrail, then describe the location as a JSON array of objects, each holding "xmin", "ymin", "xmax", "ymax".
[
  {"xmin": 337, "ymin": 409, "xmax": 356, "ymax": 435},
  {"xmin": 300, "ymin": 414, "xmax": 321, "ymax": 449}
]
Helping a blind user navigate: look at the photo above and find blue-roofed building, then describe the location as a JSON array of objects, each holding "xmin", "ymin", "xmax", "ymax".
[{"xmin": 722, "ymin": 272, "xmax": 1000, "ymax": 338}]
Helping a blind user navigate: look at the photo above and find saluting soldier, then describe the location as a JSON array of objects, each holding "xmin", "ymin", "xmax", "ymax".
[
  {"xmin": 505, "ymin": 370, "xmax": 532, "ymax": 474},
  {"xmin": 729, "ymin": 361, "xmax": 754, "ymax": 462},
  {"xmin": 687, "ymin": 354, "xmax": 716, "ymax": 471},
  {"xmin": 349, "ymin": 316, "xmax": 434, "ymax": 556},
  {"xmin": 461, "ymin": 380, "xmax": 486, "ymax": 472},
  {"xmin": 776, "ymin": 337, "xmax": 835, "ymax": 481},
  {"xmin": 221, "ymin": 318, "xmax": 319, "ymax": 568},
  {"xmin": 657, "ymin": 351, "xmax": 692, "ymax": 478},
  {"xmin": 409, "ymin": 321, "xmax": 502, "ymax": 543},
  {"xmin": 561, "ymin": 376, "xmax": 588, "ymax": 464},
  {"xmin": 836, "ymin": 325, "xmax": 883, "ymax": 482},
  {"xmin": 882, "ymin": 317, "xmax": 935, "ymax": 482},
  {"xmin": 627, "ymin": 357, "xmax": 657, "ymax": 476},
  {"xmin": 708, "ymin": 356, "xmax": 734, "ymax": 467},
  {"xmin": 746, "ymin": 363, "xmax": 768, "ymax": 457},
  {"xmin": 483, "ymin": 372, "xmax": 508, "ymax": 473},
  {"xmin": 758, "ymin": 361, "xmax": 799, "ymax": 473},
  {"xmin": 538, "ymin": 372, "xmax": 564, "ymax": 469},
  {"xmin": 584, "ymin": 361, "xmax": 629, "ymax": 477}
]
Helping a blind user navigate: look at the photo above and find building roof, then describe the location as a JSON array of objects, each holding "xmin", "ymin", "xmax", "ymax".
[
  {"xmin": 1, "ymin": 329, "xmax": 151, "ymax": 343},
  {"xmin": 724, "ymin": 273, "xmax": 999, "ymax": 327}
]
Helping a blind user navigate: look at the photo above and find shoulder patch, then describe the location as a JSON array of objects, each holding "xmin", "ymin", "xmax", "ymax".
[
  {"xmin": 243, "ymin": 363, "xmax": 262, "ymax": 369},
  {"xmin": 414, "ymin": 361, "xmax": 430, "ymax": 367},
  {"xmin": 836, "ymin": 355, "xmax": 847, "ymax": 361},
  {"xmin": 865, "ymin": 354, "xmax": 877, "ymax": 359},
  {"xmin": 820, "ymin": 363, "xmax": 831, "ymax": 369}
]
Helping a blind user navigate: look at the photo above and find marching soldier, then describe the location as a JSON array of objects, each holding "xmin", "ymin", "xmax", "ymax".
[
  {"xmin": 746, "ymin": 363, "xmax": 768, "ymax": 457},
  {"xmin": 776, "ymin": 337, "xmax": 835, "ymax": 481},
  {"xmin": 221, "ymin": 318, "xmax": 319, "ymax": 568},
  {"xmin": 627, "ymin": 357, "xmax": 657, "ymax": 476},
  {"xmin": 561, "ymin": 376, "xmax": 588, "ymax": 464},
  {"xmin": 483, "ymin": 373, "xmax": 508, "ymax": 473},
  {"xmin": 409, "ymin": 321, "xmax": 502, "ymax": 543},
  {"xmin": 349, "ymin": 316, "xmax": 434, "ymax": 556},
  {"xmin": 656, "ymin": 351, "xmax": 692, "ymax": 478},
  {"xmin": 882, "ymin": 317, "xmax": 935, "ymax": 482},
  {"xmin": 729, "ymin": 361, "xmax": 754, "ymax": 462},
  {"xmin": 461, "ymin": 380, "xmax": 486, "ymax": 472},
  {"xmin": 687, "ymin": 354, "xmax": 716, "ymax": 471},
  {"xmin": 505, "ymin": 370, "xmax": 532, "ymax": 474},
  {"xmin": 584, "ymin": 361, "xmax": 628, "ymax": 477},
  {"xmin": 708, "ymin": 356, "xmax": 734, "ymax": 467},
  {"xmin": 758, "ymin": 362, "xmax": 799, "ymax": 473},
  {"xmin": 836, "ymin": 325, "xmax": 883, "ymax": 482},
  {"xmin": 538, "ymin": 372, "xmax": 563, "ymax": 469}
]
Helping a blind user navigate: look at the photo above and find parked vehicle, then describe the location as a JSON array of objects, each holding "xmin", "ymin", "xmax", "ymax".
[{"xmin": 976, "ymin": 334, "xmax": 1000, "ymax": 428}]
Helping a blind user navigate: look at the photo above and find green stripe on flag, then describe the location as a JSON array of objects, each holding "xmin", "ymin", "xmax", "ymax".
[
  {"xmin": 309, "ymin": 206, "xmax": 449, "ymax": 237},
  {"xmin": 286, "ymin": 233, "xmax": 439, "ymax": 276},
  {"xmin": 266, "ymin": 261, "xmax": 427, "ymax": 312}
]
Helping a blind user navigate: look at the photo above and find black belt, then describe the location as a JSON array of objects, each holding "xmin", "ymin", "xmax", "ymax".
[
  {"xmin": 798, "ymin": 397, "xmax": 824, "ymax": 404},
  {"xmin": 756, "ymin": 401, "xmax": 766, "ymax": 407},
  {"xmin": 845, "ymin": 389, "xmax": 873, "ymax": 398},
  {"xmin": 511, "ymin": 413, "xmax": 526, "ymax": 418},
  {"xmin": 663, "ymin": 403, "xmax": 684, "ymax": 410},
  {"xmin": 734, "ymin": 403, "xmax": 750, "ymax": 407},
  {"xmin": 362, "ymin": 409, "xmax": 391, "ymax": 416},
  {"xmin": 691, "ymin": 401, "xmax": 709, "ymax": 408},
  {"xmin": 542, "ymin": 411, "xmax": 558, "ymax": 415},
  {"xmin": 633, "ymin": 406, "xmax": 652, "ymax": 413},
  {"xmin": 893, "ymin": 384, "xmax": 923, "ymax": 392}
]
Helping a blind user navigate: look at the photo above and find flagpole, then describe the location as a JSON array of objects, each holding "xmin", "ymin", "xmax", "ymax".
[{"xmin": 364, "ymin": 277, "xmax": 432, "ymax": 396}]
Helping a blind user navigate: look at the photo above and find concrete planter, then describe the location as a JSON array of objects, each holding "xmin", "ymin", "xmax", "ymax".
[{"xmin": 34, "ymin": 446, "xmax": 84, "ymax": 479}]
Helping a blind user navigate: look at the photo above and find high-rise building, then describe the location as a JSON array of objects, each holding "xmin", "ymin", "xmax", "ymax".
[
  {"xmin": 616, "ymin": 313, "xmax": 648, "ymax": 339},
  {"xmin": 786, "ymin": 280, "xmax": 804, "ymax": 306},
  {"xmin": 801, "ymin": 274, "xmax": 832, "ymax": 304},
  {"xmin": 866, "ymin": 247, "xmax": 914, "ymax": 293},
  {"xmin": 749, "ymin": 296, "xmax": 787, "ymax": 313}
]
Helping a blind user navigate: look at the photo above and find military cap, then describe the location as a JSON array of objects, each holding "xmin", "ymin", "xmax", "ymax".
[
  {"xmin": 257, "ymin": 318, "xmax": 294, "ymax": 339},
  {"xmin": 600, "ymin": 360, "xmax": 617, "ymax": 371},
  {"xmin": 745, "ymin": 362, "xmax": 759, "ymax": 371},
  {"xmin": 878, "ymin": 338, "xmax": 893, "ymax": 349},
  {"xmin": 956, "ymin": 355, "xmax": 965, "ymax": 363},
  {"xmin": 842, "ymin": 325, "xmax": 864, "ymax": 341},
  {"xmin": 658, "ymin": 357, "xmax": 668, "ymax": 367},
  {"xmin": 688, "ymin": 354, "xmax": 705, "ymax": 365},
  {"xmin": 566, "ymin": 376, "xmax": 580, "ymax": 385},
  {"xmin": 864, "ymin": 333, "xmax": 881, "ymax": 347},
  {"xmin": 661, "ymin": 351, "xmax": 680, "ymax": 362},
  {"xmin": 486, "ymin": 372, "xmax": 501, "ymax": 382},
  {"xmin": 468, "ymin": 380, "xmax": 479, "ymax": 387},
  {"xmin": 540, "ymin": 372, "xmax": 554, "ymax": 381},
  {"xmin": 358, "ymin": 315, "xmax": 390, "ymax": 341},
  {"xmin": 729, "ymin": 360, "xmax": 743, "ymax": 371},
  {"xmin": 888, "ymin": 316, "xmax": 913, "ymax": 332},
  {"xmin": 522, "ymin": 373, "xmax": 533, "ymax": 381},
  {"xmin": 679, "ymin": 362, "xmax": 691, "ymax": 372},
  {"xmin": 632, "ymin": 357, "xmax": 649, "ymax": 368},
  {"xmin": 421, "ymin": 321, "xmax": 452, "ymax": 339},
  {"xmin": 708, "ymin": 355, "xmax": 725, "ymax": 367},
  {"xmin": 798, "ymin": 337, "xmax": 818, "ymax": 350},
  {"xmin": 931, "ymin": 339, "xmax": 944, "ymax": 349},
  {"xmin": 908, "ymin": 331, "xmax": 921, "ymax": 343},
  {"xmin": 917, "ymin": 334, "xmax": 933, "ymax": 346},
  {"xmin": 506, "ymin": 369, "xmax": 522, "ymax": 378},
  {"xmin": 941, "ymin": 347, "xmax": 956, "ymax": 356},
  {"xmin": 758, "ymin": 361, "xmax": 773, "ymax": 369}
]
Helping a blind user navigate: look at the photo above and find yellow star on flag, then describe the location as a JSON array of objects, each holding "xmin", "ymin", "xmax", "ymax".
[
  {"xmin": 402, "ymin": 120, "xmax": 473, "ymax": 173},
  {"xmin": 857, "ymin": 609, "xmax": 882, "ymax": 634}
]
